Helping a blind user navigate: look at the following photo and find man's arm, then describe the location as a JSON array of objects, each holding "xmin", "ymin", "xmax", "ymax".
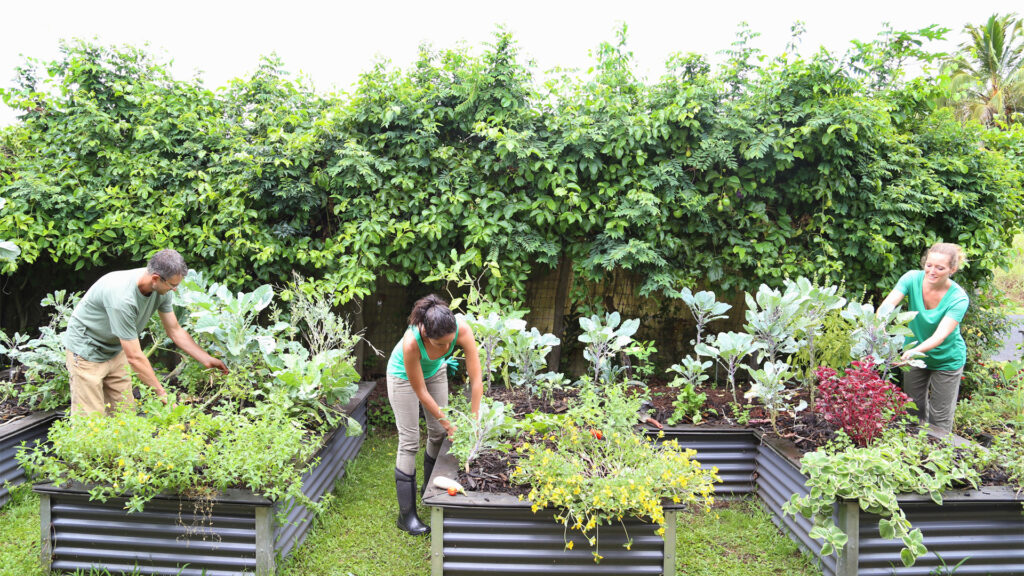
[
  {"xmin": 158, "ymin": 311, "xmax": 229, "ymax": 373},
  {"xmin": 120, "ymin": 337, "xmax": 167, "ymax": 397}
]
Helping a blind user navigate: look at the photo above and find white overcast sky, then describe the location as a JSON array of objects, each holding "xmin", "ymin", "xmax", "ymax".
[{"xmin": 1, "ymin": 0, "xmax": 1019, "ymax": 126}]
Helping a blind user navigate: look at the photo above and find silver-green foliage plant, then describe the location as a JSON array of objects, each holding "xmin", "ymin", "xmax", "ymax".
[
  {"xmin": 743, "ymin": 361, "xmax": 806, "ymax": 435},
  {"xmin": 445, "ymin": 396, "xmax": 513, "ymax": 473},
  {"xmin": 695, "ymin": 331, "xmax": 761, "ymax": 404},
  {"xmin": 0, "ymin": 290, "xmax": 81, "ymax": 410},
  {"xmin": 504, "ymin": 327, "xmax": 560, "ymax": 403},
  {"xmin": 785, "ymin": 277, "xmax": 847, "ymax": 402},
  {"xmin": 841, "ymin": 301, "xmax": 922, "ymax": 382},
  {"xmin": 667, "ymin": 356, "xmax": 712, "ymax": 425},
  {"xmin": 783, "ymin": 428, "xmax": 988, "ymax": 567},
  {"xmin": 465, "ymin": 312, "xmax": 527, "ymax": 390},
  {"xmin": 744, "ymin": 283, "xmax": 806, "ymax": 363},
  {"xmin": 283, "ymin": 272, "xmax": 362, "ymax": 357},
  {"xmin": 578, "ymin": 311, "xmax": 640, "ymax": 387},
  {"xmin": 672, "ymin": 287, "xmax": 732, "ymax": 347}
]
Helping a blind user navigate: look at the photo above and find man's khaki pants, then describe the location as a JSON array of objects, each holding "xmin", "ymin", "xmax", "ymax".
[{"xmin": 66, "ymin": 349, "xmax": 135, "ymax": 415}]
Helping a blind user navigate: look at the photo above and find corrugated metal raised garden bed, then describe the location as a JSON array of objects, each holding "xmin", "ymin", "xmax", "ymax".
[
  {"xmin": 0, "ymin": 410, "xmax": 61, "ymax": 508},
  {"xmin": 34, "ymin": 381, "xmax": 375, "ymax": 576},
  {"xmin": 658, "ymin": 425, "xmax": 1024, "ymax": 576},
  {"xmin": 423, "ymin": 443, "xmax": 682, "ymax": 576}
]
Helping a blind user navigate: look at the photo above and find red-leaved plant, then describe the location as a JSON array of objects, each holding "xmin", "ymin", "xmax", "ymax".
[{"xmin": 815, "ymin": 360, "xmax": 911, "ymax": 447}]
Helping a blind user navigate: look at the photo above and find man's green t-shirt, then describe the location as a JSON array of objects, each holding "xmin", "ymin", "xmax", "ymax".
[
  {"xmin": 894, "ymin": 270, "xmax": 969, "ymax": 370},
  {"xmin": 63, "ymin": 268, "xmax": 174, "ymax": 362}
]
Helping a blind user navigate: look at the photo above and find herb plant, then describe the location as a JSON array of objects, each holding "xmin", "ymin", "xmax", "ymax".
[{"xmin": 666, "ymin": 356, "xmax": 712, "ymax": 425}]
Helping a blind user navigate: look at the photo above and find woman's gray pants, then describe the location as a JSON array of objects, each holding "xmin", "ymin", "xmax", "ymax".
[
  {"xmin": 902, "ymin": 366, "xmax": 963, "ymax": 435},
  {"xmin": 387, "ymin": 370, "xmax": 448, "ymax": 475}
]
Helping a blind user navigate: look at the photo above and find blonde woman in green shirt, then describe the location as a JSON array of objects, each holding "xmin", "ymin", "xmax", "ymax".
[
  {"xmin": 879, "ymin": 243, "xmax": 969, "ymax": 434},
  {"xmin": 386, "ymin": 294, "xmax": 483, "ymax": 535}
]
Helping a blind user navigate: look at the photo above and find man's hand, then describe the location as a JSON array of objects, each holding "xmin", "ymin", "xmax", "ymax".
[{"xmin": 201, "ymin": 355, "xmax": 229, "ymax": 374}]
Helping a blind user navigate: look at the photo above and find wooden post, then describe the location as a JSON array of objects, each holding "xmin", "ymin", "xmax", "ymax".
[
  {"xmin": 663, "ymin": 509, "xmax": 677, "ymax": 576},
  {"xmin": 254, "ymin": 506, "xmax": 274, "ymax": 576},
  {"xmin": 38, "ymin": 493, "xmax": 51, "ymax": 569},
  {"xmin": 835, "ymin": 501, "xmax": 859, "ymax": 576},
  {"xmin": 431, "ymin": 507, "xmax": 444, "ymax": 576}
]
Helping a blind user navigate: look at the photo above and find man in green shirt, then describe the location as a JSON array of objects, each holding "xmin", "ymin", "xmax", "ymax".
[{"xmin": 63, "ymin": 249, "xmax": 228, "ymax": 415}]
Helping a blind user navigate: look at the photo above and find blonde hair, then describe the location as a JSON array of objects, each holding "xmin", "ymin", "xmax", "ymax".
[{"xmin": 921, "ymin": 242, "xmax": 966, "ymax": 273}]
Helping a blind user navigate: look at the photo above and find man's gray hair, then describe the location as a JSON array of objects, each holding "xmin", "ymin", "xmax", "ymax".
[{"xmin": 147, "ymin": 249, "xmax": 188, "ymax": 279}]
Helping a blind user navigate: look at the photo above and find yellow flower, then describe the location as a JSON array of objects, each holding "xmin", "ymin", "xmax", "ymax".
[
  {"xmin": 565, "ymin": 541, "xmax": 574, "ymax": 550},
  {"xmin": 143, "ymin": 446, "xmax": 150, "ymax": 452},
  {"xmin": 117, "ymin": 458, "xmax": 125, "ymax": 467}
]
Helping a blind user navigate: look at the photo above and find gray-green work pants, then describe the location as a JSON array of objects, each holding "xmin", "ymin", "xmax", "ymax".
[
  {"xmin": 902, "ymin": 366, "xmax": 963, "ymax": 435},
  {"xmin": 387, "ymin": 370, "xmax": 448, "ymax": 475}
]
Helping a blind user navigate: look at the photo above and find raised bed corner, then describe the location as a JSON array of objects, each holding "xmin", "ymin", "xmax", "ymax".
[{"xmin": 0, "ymin": 410, "xmax": 62, "ymax": 508}]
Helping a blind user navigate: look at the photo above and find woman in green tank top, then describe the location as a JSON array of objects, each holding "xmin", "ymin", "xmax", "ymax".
[
  {"xmin": 879, "ymin": 243, "xmax": 970, "ymax": 434},
  {"xmin": 385, "ymin": 294, "xmax": 482, "ymax": 535}
]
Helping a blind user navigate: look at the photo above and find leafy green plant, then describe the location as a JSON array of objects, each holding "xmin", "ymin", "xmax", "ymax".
[
  {"xmin": 666, "ymin": 356, "xmax": 712, "ymax": 425},
  {"xmin": 0, "ymin": 197, "xmax": 19, "ymax": 262},
  {"xmin": 567, "ymin": 379, "xmax": 649, "ymax": 435},
  {"xmin": 783, "ymin": 428, "xmax": 989, "ymax": 567},
  {"xmin": 175, "ymin": 273, "xmax": 289, "ymax": 366},
  {"xmin": 696, "ymin": 332, "xmax": 761, "ymax": 404},
  {"xmin": 744, "ymin": 361, "xmax": 806, "ymax": 435},
  {"xmin": 444, "ymin": 396, "xmax": 513, "ymax": 473},
  {"xmin": 503, "ymin": 327, "xmax": 560, "ymax": 401},
  {"xmin": 577, "ymin": 312, "xmax": 640, "ymax": 387},
  {"xmin": 0, "ymin": 290, "xmax": 80, "ymax": 410}
]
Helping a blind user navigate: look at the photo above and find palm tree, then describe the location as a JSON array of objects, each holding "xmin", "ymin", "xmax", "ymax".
[{"xmin": 947, "ymin": 13, "xmax": 1024, "ymax": 126}]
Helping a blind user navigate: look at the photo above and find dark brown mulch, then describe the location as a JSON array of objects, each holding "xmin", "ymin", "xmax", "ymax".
[
  {"xmin": 0, "ymin": 397, "xmax": 31, "ymax": 427},
  {"xmin": 455, "ymin": 448, "xmax": 531, "ymax": 498}
]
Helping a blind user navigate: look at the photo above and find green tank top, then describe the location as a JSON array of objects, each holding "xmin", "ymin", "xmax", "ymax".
[{"xmin": 386, "ymin": 323, "xmax": 459, "ymax": 380}]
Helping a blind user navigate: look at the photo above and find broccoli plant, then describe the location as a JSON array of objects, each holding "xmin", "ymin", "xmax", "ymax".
[
  {"xmin": 667, "ymin": 356, "xmax": 713, "ymax": 425},
  {"xmin": 175, "ymin": 272, "xmax": 290, "ymax": 366},
  {"xmin": 465, "ymin": 312, "xmax": 526, "ymax": 390},
  {"xmin": 444, "ymin": 397, "xmax": 513, "ymax": 473},
  {"xmin": 504, "ymin": 327, "xmax": 560, "ymax": 406},
  {"xmin": 696, "ymin": 331, "xmax": 761, "ymax": 404},
  {"xmin": 841, "ymin": 301, "xmax": 922, "ymax": 382},
  {"xmin": 744, "ymin": 361, "xmax": 806, "ymax": 436},
  {"xmin": 578, "ymin": 311, "xmax": 640, "ymax": 387},
  {"xmin": 672, "ymin": 288, "xmax": 732, "ymax": 348}
]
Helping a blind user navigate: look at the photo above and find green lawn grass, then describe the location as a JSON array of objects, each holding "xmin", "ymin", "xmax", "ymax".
[{"xmin": 0, "ymin": 428, "xmax": 822, "ymax": 576}]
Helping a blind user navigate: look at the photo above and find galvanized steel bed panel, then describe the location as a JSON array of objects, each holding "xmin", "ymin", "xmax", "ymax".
[
  {"xmin": 0, "ymin": 411, "xmax": 60, "ymax": 507},
  {"xmin": 45, "ymin": 491, "xmax": 261, "ymax": 576},
  {"xmin": 272, "ymin": 395, "xmax": 369, "ymax": 558},
  {"xmin": 856, "ymin": 500, "xmax": 1024, "ymax": 576},
  {"xmin": 655, "ymin": 428, "xmax": 757, "ymax": 496},
  {"xmin": 440, "ymin": 506, "xmax": 666, "ymax": 575},
  {"xmin": 756, "ymin": 442, "xmax": 838, "ymax": 576}
]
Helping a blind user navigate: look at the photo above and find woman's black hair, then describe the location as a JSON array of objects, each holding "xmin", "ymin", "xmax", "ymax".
[{"xmin": 408, "ymin": 294, "xmax": 457, "ymax": 339}]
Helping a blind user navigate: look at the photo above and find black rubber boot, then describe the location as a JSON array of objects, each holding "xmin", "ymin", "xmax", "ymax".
[
  {"xmin": 422, "ymin": 452, "xmax": 437, "ymax": 498},
  {"xmin": 395, "ymin": 468, "xmax": 430, "ymax": 536}
]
